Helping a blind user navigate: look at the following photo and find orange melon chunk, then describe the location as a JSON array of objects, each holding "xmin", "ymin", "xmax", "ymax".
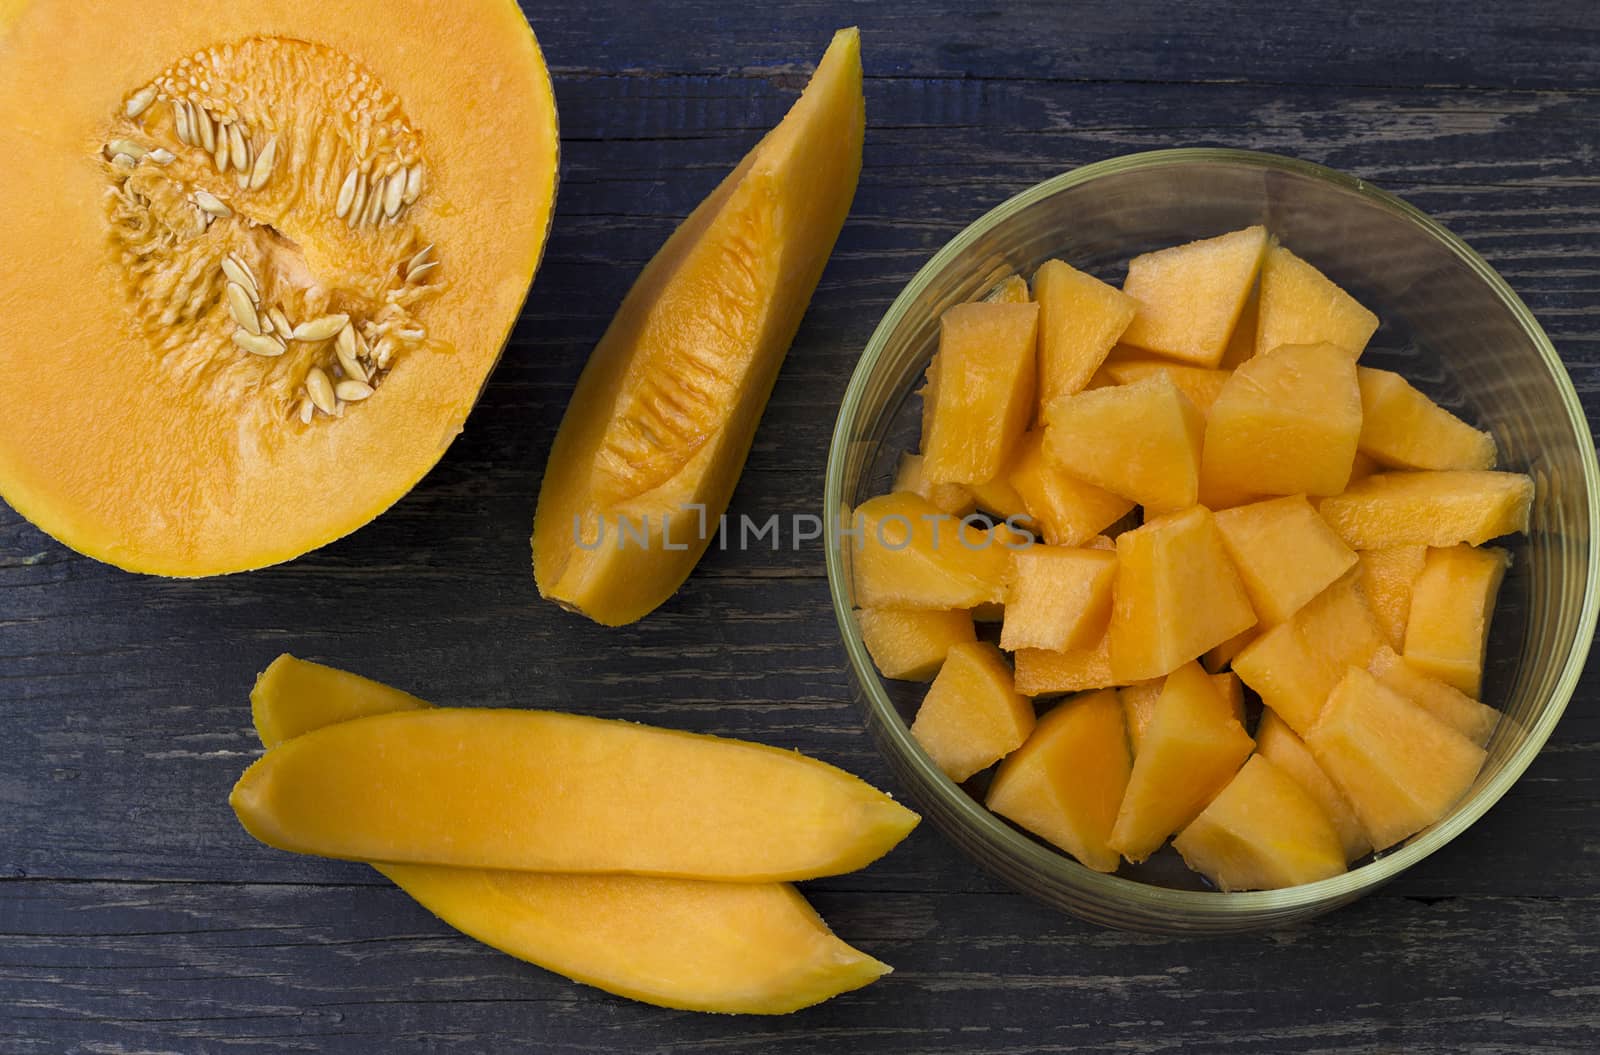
[
  {"xmin": 1214, "ymin": 495, "xmax": 1358, "ymax": 625},
  {"xmin": 1355, "ymin": 545, "xmax": 1428, "ymax": 650},
  {"xmin": 910, "ymin": 642, "xmax": 1035, "ymax": 782},
  {"xmin": 856, "ymin": 607, "xmax": 977, "ymax": 681},
  {"xmin": 1108, "ymin": 506, "xmax": 1258, "ymax": 682},
  {"xmin": 1306, "ymin": 666, "xmax": 1486, "ymax": 851},
  {"xmin": 1203, "ymin": 626, "xmax": 1258, "ymax": 673},
  {"xmin": 1201, "ymin": 342, "xmax": 1362, "ymax": 498},
  {"xmin": 1403, "ymin": 544, "xmax": 1511, "ymax": 697},
  {"xmin": 1231, "ymin": 575, "xmax": 1385, "ymax": 735},
  {"xmin": 1108, "ymin": 662, "xmax": 1254, "ymax": 862},
  {"xmin": 985, "ymin": 273, "xmax": 1030, "ymax": 304},
  {"xmin": 1007, "ymin": 430, "xmax": 1134, "ymax": 546},
  {"xmin": 1255, "ymin": 709, "xmax": 1372, "ymax": 863},
  {"xmin": 1000, "ymin": 545, "xmax": 1117, "ymax": 653},
  {"xmin": 848, "ymin": 492, "xmax": 1011, "ymax": 609},
  {"xmin": 1043, "ymin": 373, "xmax": 1204, "ymax": 513},
  {"xmin": 1368, "ymin": 646, "xmax": 1499, "ymax": 746},
  {"xmin": 1031, "ymin": 259, "xmax": 1138, "ymax": 411},
  {"xmin": 1119, "ymin": 225, "xmax": 1268, "ymax": 367},
  {"xmin": 1013, "ymin": 634, "xmax": 1117, "ymax": 696},
  {"xmin": 986, "ymin": 689, "xmax": 1131, "ymax": 873},
  {"xmin": 1121, "ymin": 672, "xmax": 1245, "ymax": 756},
  {"xmin": 1317, "ymin": 471, "xmax": 1534, "ymax": 549},
  {"xmin": 968, "ymin": 470, "xmax": 1033, "ymax": 523},
  {"xmin": 1255, "ymin": 245, "xmax": 1379, "ymax": 358},
  {"xmin": 1357, "ymin": 367, "xmax": 1496, "ymax": 471},
  {"xmin": 921, "ymin": 301, "xmax": 1039, "ymax": 484},
  {"xmin": 1173, "ymin": 755, "xmax": 1348, "ymax": 891},
  {"xmin": 1102, "ymin": 361, "xmax": 1233, "ymax": 416},
  {"xmin": 1218, "ymin": 283, "xmax": 1259, "ymax": 369},
  {"xmin": 893, "ymin": 452, "xmax": 975, "ymax": 516}
]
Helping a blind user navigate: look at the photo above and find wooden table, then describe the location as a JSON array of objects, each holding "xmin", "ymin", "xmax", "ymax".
[{"xmin": 4, "ymin": 3, "xmax": 1598, "ymax": 1051}]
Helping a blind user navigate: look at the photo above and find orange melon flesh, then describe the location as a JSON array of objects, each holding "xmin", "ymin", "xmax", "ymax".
[
  {"xmin": 1403, "ymin": 545, "xmax": 1511, "ymax": 697},
  {"xmin": 1108, "ymin": 506, "xmax": 1258, "ymax": 682},
  {"xmin": 1306, "ymin": 666, "xmax": 1486, "ymax": 851},
  {"xmin": 1368, "ymin": 645, "xmax": 1499, "ymax": 746},
  {"xmin": 968, "ymin": 470, "xmax": 1033, "ymax": 523},
  {"xmin": 1119, "ymin": 225, "xmax": 1268, "ymax": 367},
  {"xmin": 0, "ymin": 0, "xmax": 559, "ymax": 574},
  {"xmin": 986, "ymin": 273, "xmax": 1030, "ymax": 304},
  {"xmin": 248, "ymin": 656, "xmax": 890, "ymax": 1015},
  {"xmin": 1043, "ymin": 373, "xmax": 1204, "ymax": 513},
  {"xmin": 1213, "ymin": 495, "xmax": 1358, "ymax": 625},
  {"xmin": 1231, "ymin": 575, "xmax": 1385, "ymax": 736},
  {"xmin": 1356, "ymin": 545, "xmax": 1428, "ymax": 650},
  {"xmin": 1013, "ymin": 635, "xmax": 1118, "ymax": 696},
  {"xmin": 893, "ymin": 452, "xmax": 975, "ymax": 517},
  {"xmin": 1102, "ymin": 361, "xmax": 1234, "ymax": 416},
  {"xmin": 1000, "ymin": 545, "xmax": 1118, "ymax": 653},
  {"xmin": 1254, "ymin": 245, "xmax": 1379, "ymax": 358},
  {"xmin": 986, "ymin": 690, "xmax": 1131, "ymax": 873},
  {"xmin": 856, "ymin": 607, "xmax": 977, "ymax": 681},
  {"xmin": 1203, "ymin": 627, "xmax": 1258, "ymax": 673},
  {"xmin": 1031, "ymin": 259, "xmax": 1138, "ymax": 411},
  {"xmin": 848, "ymin": 492, "xmax": 1011, "ymax": 609},
  {"xmin": 1108, "ymin": 661, "xmax": 1254, "ymax": 862},
  {"xmin": 909, "ymin": 642, "xmax": 1035, "ymax": 783},
  {"xmin": 534, "ymin": 30, "xmax": 863, "ymax": 625},
  {"xmin": 1317, "ymin": 471, "xmax": 1534, "ymax": 549},
  {"xmin": 1218, "ymin": 283, "xmax": 1259, "ymax": 369},
  {"xmin": 1121, "ymin": 673, "xmax": 1245, "ymax": 756},
  {"xmin": 1007, "ymin": 430, "xmax": 1134, "ymax": 547},
  {"xmin": 1357, "ymin": 367, "xmax": 1497, "ymax": 471},
  {"xmin": 1255, "ymin": 708, "xmax": 1372, "ymax": 863},
  {"xmin": 1174, "ymin": 755, "xmax": 1348, "ymax": 891},
  {"xmin": 1201, "ymin": 342, "xmax": 1362, "ymax": 498},
  {"xmin": 922, "ymin": 301, "xmax": 1040, "ymax": 484}
]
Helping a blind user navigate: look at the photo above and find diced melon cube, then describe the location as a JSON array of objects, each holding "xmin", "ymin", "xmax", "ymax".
[
  {"xmin": 1403, "ymin": 544, "xmax": 1511, "ymax": 697},
  {"xmin": 1013, "ymin": 634, "xmax": 1116, "ymax": 697},
  {"xmin": 986, "ymin": 689, "xmax": 1131, "ymax": 873},
  {"xmin": 1201, "ymin": 342, "xmax": 1362, "ymax": 498},
  {"xmin": 1306, "ymin": 666, "xmax": 1487, "ymax": 851},
  {"xmin": 1355, "ymin": 545, "xmax": 1428, "ymax": 650},
  {"xmin": 1032, "ymin": 259, "xmax": 1138, "ymax": 411},
  {"xmin": 1218, "ymin": 283, "xmax": 1259, "ymax": 370},
  {"xmin": 1043, "ymin": 373, "xmax": 1204, "ymax": 513},
  {"xmin": 968, "ymin": 471, "xmax": 1032, "ymax": 523},
  {"xmin": 1103, "ymin": 360, "xmax": 1233, "ymax": 416},
  {"xmin": 1255, "ymin": 709, "xmax": 1371, "ymax": 863},
  {"xmin": 1255, "ymin": 245, "xmax": 1379, "ymax": 358},
  {"xmin": 1000, "ymin": 545, "xmax": 1117, "ymax": 653},
  {"xmin": 849, "ymin": 492, "xmax": 1010, "ymax": 609},
  {"xmin": 921, "ymin": 301, "xmax": 1039, "ymax": 484},
  {"xmin": 1232, "ymin": 575, "xmax": 1385, "ymax": 735},
  {"xmin": 910, "ymin": 642, "xmax": 1035, "ymax": 783},
  {"xmin": 893, "ymin": 452, "xmax": 975, "ymax": 516},
  {"xmin": 856, "ymin": 607, "xmax": 977, "ymax": 681},
  {"xmin": 1214, "ymin": 495, "xmax": 1358, "ymax": 625},
  {"xmin": 1368, "ymin": 645, "xmax": 1499, "ymax": 746},
  {"xmin": 1008, "ymin": 430, "xmax": 1133, "ymax": 547},
  {"xmin": 1108, "ymin": 662, "xmax": 1255, "ymax": 862},
  {"xmin": 985, "ymin": 273, "xmax": 1030, "ymax": 304},
  {"xmin": 1317, "ymin": 471, "xmax": 1534, "ymax": 549},
  {"xmin": 1173, "ymin": 755, "xmax": 1348, "ymax": 891},
  {"xmin": 1119, "ymin": 225, "xmax": 1268, "ymax": 367},
  {"xmin": 1357, "ymin": 368, "xmax": 1497, "ymax": 471},
  {"xmin": 1108, "ymin": 506, "xmax": 1258, "ymax": 682},
  {"xmin": 1203, "ymin": 626, "xmax": 1258, "ymax": 673},
  {"xmin": 1122, "ymin": 672, "xmax": 1245, "ymax": 756}
]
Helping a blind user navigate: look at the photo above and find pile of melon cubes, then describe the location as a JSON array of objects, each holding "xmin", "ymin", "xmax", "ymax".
[{"xmin": 850, "ymin": 225, "xmax": 1534, "ymax": 891}]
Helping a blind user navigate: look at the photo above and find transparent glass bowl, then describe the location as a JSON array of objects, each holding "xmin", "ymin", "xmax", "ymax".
[{"xmin": 824, "ymin": 149, "xmax": 1599, "ymax": 933}]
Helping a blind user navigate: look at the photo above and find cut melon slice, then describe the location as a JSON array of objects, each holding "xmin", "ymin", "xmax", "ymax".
[
  {"xmin": 1043, "ymin": 372, "xmax": 1204, "ymax": 513},
  {"xmin": 1317, "ymin": 471, "xmax": 1534, "ymax": 549},
  {"xmin": 893, "ymin": 452, "xmax": 976, "ymax": 516},
  {"xmin": 922, "ymin": 301, "xmax": 1039, "ymax": 484},
  {"xmin": 968, "ymin": 470, "xmax": 1033, "ymax": 523},
  {"xmin": 1012, "ymin": 634, "xmax": 1117, "ymax": 697},
  {"xmin": 1000, "ymin": 545, "xmax": 1118, "ymax": 653},
  {"xmin": 1214, "ymin": 494, "xmax": 1358, "ymax": 625},
  {"xmin": 1255, "ymin": 709, "xmax": 1371, "ymax": 863},
  {"xmin": 1119, "ymin": 225, "xmax": 1268, "ymax": 367},
  {"xmin": 1203, "ymin": 626, "xmax": 1258, "ymax": 673},
  {"xmin": 1355, "ymin": 545, "xmax": 1428, "ymax": 650},
  {"xmin": 1121, "ymin": 672, "xmax": 1245, "ymax": 756},
  {"xmin": 1255, "ymin": 245, "xmax": 1379, "ymax": 358},
  {"xmin": 848, "ymin": 492, "xmax": 1010, "ymax": 609},
  {"xmin": 910, "ymin": 642, "xmax": 1035, "ymax": 782},
  {"xmin": 1357, "ymin": 367, "xmax": 1496, "ymax": 472},
  {"xmin": 1403, "ymin": 545, "xmax": 1511, "ymax": 697},
  {"xmin": 1218, "ymin": 283, "xmax": 1259, "ymax": 369},
  {"xmin": 1032, "ymin": 259, "xmax": 1138, "ymax": 411},
  {"xmin": 856, "ymin": 607, "xmax": 977, "ymax": 681},
  {"xmin": 1103, "ymin": 361, "xmax": 1233, "ymax": 416},
  {"xmin": 1007, "ymin": 430, "xmax": 1134, "ymax": 547},
  {"xmin": 1368, "ymin": 646, "xmax": 1499, "ymax": 746}
]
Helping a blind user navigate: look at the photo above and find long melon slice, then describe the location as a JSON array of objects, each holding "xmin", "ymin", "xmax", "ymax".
[{"xmin": 248, "ymin": 655, "xmax": 890, "ymax": 1014}]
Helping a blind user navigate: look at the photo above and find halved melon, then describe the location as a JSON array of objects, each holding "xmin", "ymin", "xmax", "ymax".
[{"xmin": 0, "ymin": 0, "xmax": 560, "ymax": 574}]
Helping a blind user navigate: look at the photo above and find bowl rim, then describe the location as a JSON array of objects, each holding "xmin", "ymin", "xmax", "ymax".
[{"xmin": 823, "ymin": 146, "xmax": 1600, "ymax": 921}]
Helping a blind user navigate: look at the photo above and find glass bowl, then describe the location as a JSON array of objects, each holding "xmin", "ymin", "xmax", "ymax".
[{"xmin": 823, "ymin": 148, "xmax": 1599, "ymax": 933}]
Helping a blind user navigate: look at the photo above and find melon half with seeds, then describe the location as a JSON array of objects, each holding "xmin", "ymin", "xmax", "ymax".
[{"xmin": 0, "ymin": 0, "xmax": 560, "ymax": 574}]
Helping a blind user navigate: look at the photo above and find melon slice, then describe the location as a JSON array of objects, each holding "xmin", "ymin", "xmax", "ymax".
[
  {"xmin": 1043, "ymin": 372, "xmax": 1204, "ymax": 513},
  {"xmin": 921, "ymin": 301, "xmax": 1040, "ymax": 484},
  {"xmin": 1254, "ymin": 245, "xmax": 1379, "ymax": 358},
  {"xmin": 0, "ymin": 1, "xmax": 560, "ymax": 574},
  {"xmin": 1368, "ymin": 646, "xmax": 1499, "ymax": 746},
  {"xmin": 968, "ymin": 470, "xmax": 1034, "ymax": 524},
  {"xmin": 1031, "ymin": 259, "xmax": 1138, "ymax": 411},
  {"xmin": 986, "ymin": 689, "xmax": 1131, "ymax": 873},
  {"xmin": 848, "ymin": 492, "xmax": 1011, "ymax": 609},
  {"xmin": 248, "ymin": 656, "xmax": 889, "ymax": 1015},
  {"xmin": 1121, "ymin": 673, "xmax": 1245, "ymax": 756},
  {"xmin": 1204, "ymin": 626, "xmax": 1259, "ymax": 673},
  {"xmin": 1357, "ymin": 368, "xmax": 1497, "ymax": 471},
  {"xmin": 534, "ymin": 30, "xmax": 863, "ymax": 624},
  {"xmin": 1219, "ymin": 283, "xmax": 1259, "ymax": 369},
  {"xmin": 910, "ymin": 642, "xmax": 1035, "ymax": 783},
  {"xmin": 1317, "ymin": 471, "xmax": 1534, "ymax": 549},
  {"xmin": 856, "ymin": 607, "xmax": 977, "ymax": 681},
  {"xmin": 1013, "ymin": 634, "xmax": 1117, "ymax": 697},
  {"xmin": 1102, "ymin": 361, "xmax": 1234, "ymax": 416},
  {"xmin": 1306, "ymin": 666, "xmax": 1487, "ymax": 851},
  {"xmin": 1000, "ymin": 545, "xmax": 1118, "ymax": 653},
  {"xmin": 1119, "ymin": 225, "xmax": 1269, "ymax": 367},
  {"xmin": 1201, "ymin": 342, "xmax": 1363, "ymax": 498},
  {"xmin": 893, "ymin": 452, "xmax": 976, "ymax": 517},
  {"xmin": 1108, "ymin": 662, "xmax": 1254, "ymax": 862},
  {"xmin": 1355, "ymin": 545, "xmax": 1428, "ymax": 650},
  {"xmin": 1254, "ymin": 709, "xmax": 1372, "ymax": 863},
  {"xmin": 1007, "ymin": 430, "xmax": 1134, "ymax": 547},
  {"xmin": 1403, "ymin": 545, "xmax": 1511, "ymax": 697},
  {"xmin": 1214, "ymin": 495, "xmax": 1358, "ymax": 625},
  {"xmin": 1174, "ymin": 755, "xmax": 1347, "ymax": 891}
]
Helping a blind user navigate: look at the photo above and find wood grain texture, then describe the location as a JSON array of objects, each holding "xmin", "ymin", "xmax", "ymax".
[{"xmin": 2, "ymin": 2, "xmax": 1598, "ymax": 1051}]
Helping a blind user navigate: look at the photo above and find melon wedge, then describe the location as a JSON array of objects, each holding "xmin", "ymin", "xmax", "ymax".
[
  {"xmin": 248, "ymin": 656, "xmax": 888, "ymax": 1014},
  {"xmin": 1013, "ymin": 634, "xmax": 1117, "ymax": 696},
  {"xmin": 533, "ymin": 30, "xmax": 863, "ymax": 624},
  {"xmin": 1317, "ymin": 471, "xmax": 1534, "ymax": 549},
  {"xmin": 1032, "ymin": 259, "xmax": 1138, "ymax": 410},
  {"xmin": 1009, "ymin": 430, "xmax": 1134, "ymax": 547},
  {"xmin": 848, "ymin": 492, "xmax": 1011, "ymax": 609},
  {"xmin": 1102, "ymin": 361, "xmax": 1233, "ymax": 416},
  {"xmin": 910, "ymin": 642, "xmax": 1035, "ymax": 782},
  {"xmin": 922, "ymin": 301, "xmax": 1039, "ymax": 484},
  {"xmin": 1255, "ymin": 709, "xmax": 1372, "ymax": 863},
  {"xmin": 1043, "ymin": 372, "xmax": 1204, "ymax": 513},
  {"xmin": 1403, "ymin": 544, "xmax": 1511, "ymax": 697},
  {"xmin": 1214, "ymin": 494, "xmax": 1358, "ymax": 626},
  {"xmin": 1000, "ymin": 545, "xmax": 1117, "ymax": 653},
  {"xmin": 1119, "ymin": 225, "xmax": 1268, "ymax": 367},
  {"xmin": 1356, "ymin": 368, "xmax": 1497, "ymax": 471},
  {"xmin": 1121, "ymin": 673, "xmax": 1245, "ymax": 756},
  {"xmin": 893, "ymin": 452, "xmax": 976, "ymax": 517},
  {"xmin": 1254, "ymin": 245, "xmax": 1379, "ymax": 358},
  {"xmin": 1174, "ymin": 755, "xmax": 1347, "ymax": 891},
  {"xmin": 856, "ymin": 607, "xmax": 977, "ymax": 681},
  {"xmin": 1368, "ymin": 646, "xmax": 1499, "ymax": 746},
  {"xmin": 1355, "ymin": 545, "xmax": 1428, "ymax": 650}
]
